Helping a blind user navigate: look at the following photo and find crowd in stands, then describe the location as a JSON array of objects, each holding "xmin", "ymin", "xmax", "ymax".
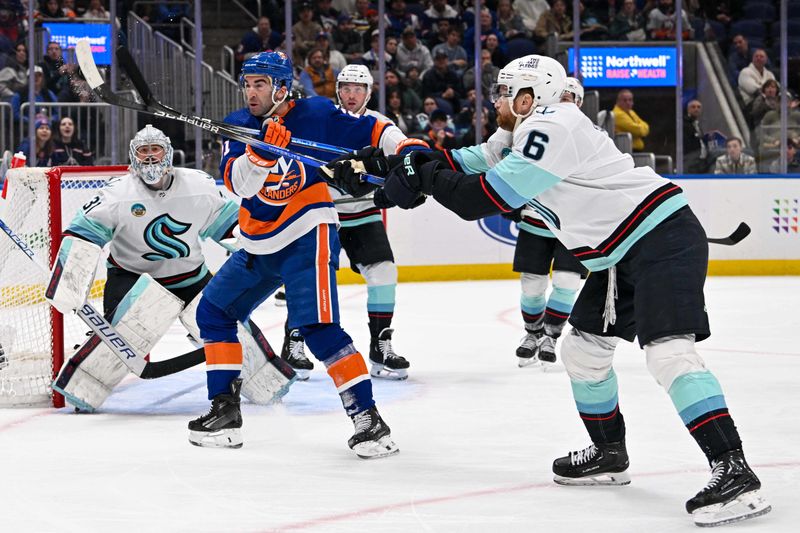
[{"xmin": 1, "ymin": 1, "xmax": 799, "ymax": 173}]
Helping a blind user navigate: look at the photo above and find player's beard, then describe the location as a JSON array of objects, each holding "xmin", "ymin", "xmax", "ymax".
[{"xmin": 496, "ymin": 105, "xmax": 516, "ymax": 131}]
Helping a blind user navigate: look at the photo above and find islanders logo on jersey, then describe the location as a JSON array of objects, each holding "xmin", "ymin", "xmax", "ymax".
[{"xmin": 254, "ymin": 156, "xmax": 307, "ymax": 206}]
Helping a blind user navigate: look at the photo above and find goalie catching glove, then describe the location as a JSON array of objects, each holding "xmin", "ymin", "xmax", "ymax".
[{"xmin": 318, "ymin": 146, "xmax": 389, "ymax": 198}]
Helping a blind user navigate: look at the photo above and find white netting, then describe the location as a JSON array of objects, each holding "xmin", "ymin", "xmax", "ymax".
[{"xmin": 0, "ymin": 166, "xmax": 128, "ymax": 407}]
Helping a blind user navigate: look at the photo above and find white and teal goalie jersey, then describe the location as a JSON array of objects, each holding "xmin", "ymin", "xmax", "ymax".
[
  {"xmin": 65, "ymin": 168, "xmax": 239, "ymax": 288},
  {"xmin": 454, "ymin": 103, "xmax": 688, "ymax": 271}
]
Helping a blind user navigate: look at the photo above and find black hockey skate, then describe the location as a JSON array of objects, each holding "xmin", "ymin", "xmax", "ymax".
[
  {"xmin": 281, "ymin": 328, "xmax": 313, "ymax": 380},
  {"xmin": 369, "ymin": 328, "xmax": 409, "ymax": 380},
  {"xmin": 516, "ymin": 329, "xmax": 543, "ymax": 367},
  {"xmin": 188, "ymin": 378, "xmax": 243, "ymax": 449},
  {"xmin": 686, "ymin": 449, "xmax": 771, "ymax": 527},
  {"xmin": 348, "ymin": 406, "xmax": 399, "ymax": 459},
  {"xmin": 552, "ymin": 441, "xmax": 631, "ymax": 486},
  {"xmin": 537, "ymin": 334, "xmax": 557, "ymax": 364}
]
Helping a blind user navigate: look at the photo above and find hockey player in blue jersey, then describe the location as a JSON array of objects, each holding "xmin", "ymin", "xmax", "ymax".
[
  {"xmin": 188, "ymin": 51, "xmax": 398, "ymax": 458},
  {"xmin": 328, "ymin": 56, "xmax": 770, "ymax": 525}
]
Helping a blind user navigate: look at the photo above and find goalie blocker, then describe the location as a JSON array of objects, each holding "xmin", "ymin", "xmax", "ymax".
[{"xmin": 54, "ymin": 276, "xmax": 296, "ymax": 411}]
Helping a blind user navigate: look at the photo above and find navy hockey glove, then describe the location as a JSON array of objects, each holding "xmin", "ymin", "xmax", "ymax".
[
  {"xmin": 319, "ymin": 146, "xmax": 388, "ymax": 197},
  {"xmin": 382, "ymin": 151, "xmax": 439, "ymax": 209}
]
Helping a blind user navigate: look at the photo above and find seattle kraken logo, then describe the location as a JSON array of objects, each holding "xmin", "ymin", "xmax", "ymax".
[{"xmin": 142, "ymin": 214, "xmax": 191, "ymax": 261}]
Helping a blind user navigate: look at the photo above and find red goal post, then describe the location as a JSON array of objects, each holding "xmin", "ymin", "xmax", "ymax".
[{"xmin": 0, "ymin": 165, "xmax": 129, "ymax": 408}]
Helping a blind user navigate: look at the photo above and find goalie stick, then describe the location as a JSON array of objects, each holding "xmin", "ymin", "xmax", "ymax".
[
  {"xmin": 707, "ymin": 222, "xmax": 751, "ymax": 246},
  {"xmin": 0, "ymin": 216, "xmax": 204, "ymax": 379}
]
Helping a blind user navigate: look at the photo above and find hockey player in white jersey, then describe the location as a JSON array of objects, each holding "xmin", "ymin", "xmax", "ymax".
[
  {"xmin": 327, "ymin": 56, "xmax": 770, "ymax": 527},
  {"xmin": 280, "ymin": 64, "xmax": 428, "ymax": 381},
  {"xmin": 509, "ymin": 76, "xmax": 587, "ymax": 367},
  {"xmin": 51, "ymin": 125, "xmax": 293, "ymax": 411}
]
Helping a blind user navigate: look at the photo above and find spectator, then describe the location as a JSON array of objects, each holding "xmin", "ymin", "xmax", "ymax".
[
  {"xmin": 612, "ymin": 89, "xmax": 650, "ymax": 151},
  {"xmin": 332, "ymin": 12, "xmax": 362, "ymax": 60},
  {"xmin": 235, "ymin": 17, "xmax": 282, "ymax": 67},
  {"xmin": 421, "ymin": 49, "xmax": 463, "ymax": 111},
  {"xmin": 424, "ymin": 0, "xmax": 459, "ymax": 21},
  {"xmin": 51, "ymin": 116, "xmax": 94, "ymax": 166},
  {"xmin": 17, "ymin": 114, "xmax": 54, "ymax": 166},
  {"xmin": 768, "ymin": 139, "xmax": 800, "ymax": 174},
  {"xmin": 0, "ymin": 41, "xmax": 26, "ymax": 100},
  {"xmin": 714, "ymin": 137, "xmax": 757, "ymax": 174},
  {"xmin": 425, "ymin": 17, "xmax": 452, "ymax": 50},
  {"xmin": 700, "ymin": 0, "xmax": 741, "ymax": 30},
  {"xmin": 384, "ymin": 68, "xmax": 421, "ymax": 114},
  {"xmin": 298, "ymin": 47, "xmax": 337, "ymax": 99},
  {"xmin": 82, "ymin": 0, "xmax": 109, "ymax": 20},
  {"xmin": 35, "ymin": 0, "xmax": 73, "ymax": 22},
  {"xmin": 738, "ymin": 49, "xmax": 775, "ymax": 109},
  {"xmin": 292, "ymin": 3, "xmax": 323, "ymax": 66},
  {"xmin": 728, "ymin": 34, "xmax": 759, "ymax": 86},
  {"xmin": 416, "ymin": 95, "xmax": 439, "ymax": 130},
  {"xmin": 454, "ymin": 87, "xmax": 495, "ymax": 135},
  {"xmin": 396, "ymin": 26, "xmax": 433, "ymax": 75},
  {"xmin": 313, "ymin": 32, "xmax": 346, "ymax": 72},
  {"xmin": 360, "ymin": 8, "xmax": 382, "ymax": 50},
  {"xmin": 460, "ymin": 108, "xmax": 494, "ymax": 147},
  {"xmin": 40, "ymin": 41, "xmax": 71, "ymax": 96},
  {"xmin": 61, "ymin": 0, "xmax": 76, "ymax": 17},
  {"xmin": 432, "ymin": 27, "xmax": 468, "ymax": 76},
  {"xmin": 684, "ymin": 99, "xmax": 709, "ymax": 173},
  {"xmin": 496, "ymin": 0, "xmax": 529, "ymax": 40},
  {"xmin": 404, "ymin": 65, "xmax": 424, "ymax": 100},
  {"xmin": 609, "ymin": 0, "xmax": 646, "ymax": 41},
  {"xmin": 11, "ymin": 65, "xmax": 58, "ymax": 123},
  {"xmin": 463, "ymin": 48, "xmax": 499, "ymax": 100},
  {"xmin": 361, "ymin": 30, "xmax": 393, "ymax": 71},
  {"xmin": 386, "ymin": 35, "xmax": 399, "ymax": 67},
  {"xmin": 424, "ymin": 108, "xmax": 458, "ymax": 150},
  {"xmin": 0, "ymin": 1, "xmax": 25, "ymax": 44},
  {"xmin": 516, "ymin": 0, "xmax": 551, "ymax": 34},
  {"xmin": 484, "ymin": 33, "xmax": 508, "ymax": 68},
  {"xmin": 535, "ymin": 0, "xmax": 574, "ymax": 41},
  {"xmin": 646, "ymin": 0, "xmax": 693, "ymax": 41},
  {"xmin": 578, "ymin": 1, "xmax": 608, "ymax": 40},
  {"xmin": 759, "ymin": 103, "xmax": 800, "ymax": 155},
  {"xmin": 749, "ymin": 79, "xmax": 780, "ymax": 130},
  {"xmin": 384, "ymin": 86, "xmax": 419, "ymax": 135},
  {"xmin": 385, "ymin": 0, "xmax": 420, "ymax": 37},
  {"xmin": 314, "ymin": 0, "xmax": 339, "ymax": 29},
  {"xmin": 464, "ymin": 7, "xmax": 507, "ymax": 62}
]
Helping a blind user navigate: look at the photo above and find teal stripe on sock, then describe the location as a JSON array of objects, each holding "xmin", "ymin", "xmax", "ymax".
[
  {"xmin": 521, "ymin": 294, "xmax": 545, "ymax": 315},
  {"xmin": 367, "ymin": 284, "xmax": 395, "ymax": 310},
  {"xmin": 547, "ymin": 286, "xmax": 578, "ymax": 314},
  {"xmin": 678, "ymin": 395, "xmax": 728, "ymax": 425},
  {"xmin": 571, "ymin": 369, "xmax": 619, "ymax": 414},
  {"xmin": 669, "ymin": 371, "xmax": 727, "ymax": 424}
]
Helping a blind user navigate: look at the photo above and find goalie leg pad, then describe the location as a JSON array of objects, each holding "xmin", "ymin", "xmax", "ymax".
[
  {"xmin": 179, "ymin": 291, "xmax": 203, "ymax": 347},
  {"xmin": 238, "ymin": 321, "xmax": 297, "ymax": 405},
  {"xmin": 46, "ymin": 236, "xmax": 102, "ymax": 314},
  {"xmin": 53, "ymin": 274, "xmax": 184, "ymax": 411}
]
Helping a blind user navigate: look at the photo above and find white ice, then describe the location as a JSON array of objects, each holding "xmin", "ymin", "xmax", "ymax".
[{"xmin": 1, "ymin": 277, "xmax": 798, "ymax": 532}]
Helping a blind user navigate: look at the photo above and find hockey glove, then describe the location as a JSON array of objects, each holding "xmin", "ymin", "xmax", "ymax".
[
  {"xmin": 262, "ymin": 117, "xmax": 291, "ymax": 149},
  {"xmin": 319, "ymin": 146, "xmax": 388, "ymax": 198},
  {"xmin": 381, "ymin": 151, "xmax": 439, "ymax": 209}
]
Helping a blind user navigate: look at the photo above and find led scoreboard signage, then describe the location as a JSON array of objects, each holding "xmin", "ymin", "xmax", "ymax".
[
  {"xmin": 43, "ymin": 22, "xmax": 113, "ymax": 65},
  {"xmin": 568, "ymin": 47, "xmax": 678, "ymax": 87}
]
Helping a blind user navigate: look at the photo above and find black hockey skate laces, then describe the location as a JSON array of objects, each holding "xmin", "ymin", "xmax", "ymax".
[{"xmin": 570, "ymin": 444, "xmax": 598, "ymax": 465}]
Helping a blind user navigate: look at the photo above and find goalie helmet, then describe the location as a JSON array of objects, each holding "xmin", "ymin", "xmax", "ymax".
[
  {"xmin": 490, "ymin": 55, "xmax": 567, "ymax": 115},
  {"xmin": 129, "ymin": 124, "xmax": 173, "ymax": 188},
  {"xmin": 562, "ymin": 77, "xmax": 584, "ymax": 107},
  {"xmin": 336, "ymin": 64, "xmax": 373, "ymax": 114}
]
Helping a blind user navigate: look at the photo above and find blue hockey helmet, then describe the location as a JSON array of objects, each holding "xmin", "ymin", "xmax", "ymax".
[{"xmin": 239, "ymin": 51, "xmax": 293, "ymax": 92}]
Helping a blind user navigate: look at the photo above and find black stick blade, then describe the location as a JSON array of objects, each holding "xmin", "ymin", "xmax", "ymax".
[{"xmin": 707, "ymin": 222, "xmax": 751, "ymax": 246}]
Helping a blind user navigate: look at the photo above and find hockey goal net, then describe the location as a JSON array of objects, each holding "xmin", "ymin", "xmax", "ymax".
[{"xmin": 0, "ymin": 165, "xmax": 128, "ymax": 407}]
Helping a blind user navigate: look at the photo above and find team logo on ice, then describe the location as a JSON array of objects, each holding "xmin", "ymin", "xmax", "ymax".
[
  {"xmin": 130, "ymin": 203, "xmax": 147, "ymax": 217},
  {"xmin": 256, "ymin": 157, "xmax": 306, "ymax": 206}
]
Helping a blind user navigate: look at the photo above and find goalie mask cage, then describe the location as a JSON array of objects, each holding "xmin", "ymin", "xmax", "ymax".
[{"xmin": 0, "ymin": 165, "xmax": 129, "ymax": 408}]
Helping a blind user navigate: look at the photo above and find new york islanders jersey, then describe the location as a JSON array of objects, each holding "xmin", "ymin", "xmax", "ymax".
[
  {"xmin": 452, "ymin": 103, "xmax": 688, "ymax": 271},
  {"xmin": 220, "ymin": 97, "xmax": 393, "ymax": 251},
  {"xmin": 65, "ymin": 168, "xmax": 239, "ymax": 288}
]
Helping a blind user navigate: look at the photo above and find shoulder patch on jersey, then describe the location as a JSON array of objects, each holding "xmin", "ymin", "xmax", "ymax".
[{"xmin": 131, "ymin": 203, "xmax": 146, "ymax": 217}]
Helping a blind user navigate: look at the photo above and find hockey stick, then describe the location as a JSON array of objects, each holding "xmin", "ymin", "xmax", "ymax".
[
  {"xmin": 707, "ymin": 222, "xmax": 751, "ymax": 246},
  {"xmin": 115, "ymin": 46, "xmax": 350, "ymax": 156},
  {"xmin": 0, "ymin": 217, "xmax": 204, "ymax": 379}
]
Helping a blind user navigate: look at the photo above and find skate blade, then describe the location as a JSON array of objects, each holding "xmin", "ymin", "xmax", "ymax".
[
  {"xmin": 370, "ymin": 364, "xmax": 408, "ymax": 380},
  {"xmin": 518, "ymin": 356, "xmax": 542, "ymax": 368},
  {"xmin": 352, "ymin": 435, "xmax": 400, "ymax": 459},
  {"xmin": 553, "ymin": 470, "xmax": 631, "ymax": 486},
  {"xmin": 293, "ymin": 368, "xmax": 310, "ymax": 381},
  {"xmin": 189, "ymin": 428, "xmax": 243, "ymax": 449},
  {"xmin": 692, "ymin": 489, "xmax": 772, "ymax": 527}
]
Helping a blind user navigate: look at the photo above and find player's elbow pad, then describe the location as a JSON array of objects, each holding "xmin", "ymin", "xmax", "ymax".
[{"xmin": 429, "ymin": 168, "xmax": 511, "ymax": 221}]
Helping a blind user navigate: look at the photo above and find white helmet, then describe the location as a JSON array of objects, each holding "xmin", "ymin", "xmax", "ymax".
[
  {"xmin": 562, "ymin": 77, "xmax": 584, "ymax": 108},
  {"xmin": 129, "ymin": 124, "xmax": 173, "ymax": 188},
  {"xmin": 490, "ymin": 55, "xmax": 567, "ymax": 116},
  {"xmin": 336, "ymin": 64, "xmax": 373, "ymax": 114}
]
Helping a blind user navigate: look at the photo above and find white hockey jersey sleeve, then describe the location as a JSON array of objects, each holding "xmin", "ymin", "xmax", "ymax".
[
  {"xmin": 65, "ymin": 179, "xmax": 120, "ymax": 247},
  {"xmin": 195, "ymin": 174, "xmax": 240, "ymax": 242},
  {"xmin": 451, "ymin": 128, "xmax": 513, "ymax": 173}
]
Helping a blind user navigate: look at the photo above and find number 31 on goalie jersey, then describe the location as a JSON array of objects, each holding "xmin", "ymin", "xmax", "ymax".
[{"xmin": 522, "ymin": 130, "xmax": 549, "ymax": 161}]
